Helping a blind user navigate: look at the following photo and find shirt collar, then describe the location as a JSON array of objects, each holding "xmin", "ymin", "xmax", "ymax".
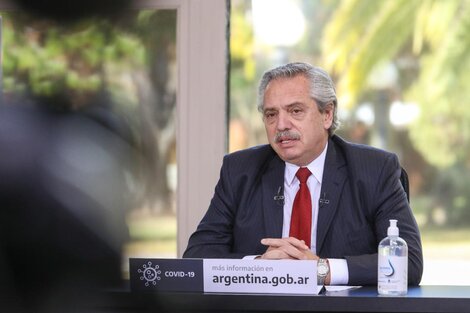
[{"xmin": 285, "ymin": 142, "xmax": 328, "ymax": 186}]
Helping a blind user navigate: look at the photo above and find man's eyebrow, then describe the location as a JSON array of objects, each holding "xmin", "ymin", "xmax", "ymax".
[
  {"xmin": 285, "ymin": 102, "xmax": 306, "ymax": 109},
  {"xmin": 263, "ymin": 102, "xmax": 306, "ymax": 112},
  {"xmin": 263, "ymin": 107, "xmax": 278, "ymax": 113}
]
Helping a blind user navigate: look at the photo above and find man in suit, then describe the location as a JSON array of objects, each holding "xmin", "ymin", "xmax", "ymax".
[{"xmin": 183, "ymin": 62, "xmax": 423, "ymax": 286}]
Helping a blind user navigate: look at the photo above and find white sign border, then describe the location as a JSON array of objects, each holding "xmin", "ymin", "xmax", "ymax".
[{"xmin": 203, "ymin": 259, "xmax": 321, "ymax": 295}]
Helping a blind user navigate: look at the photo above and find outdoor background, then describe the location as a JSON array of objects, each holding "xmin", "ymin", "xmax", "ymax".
[
  {"xmin": 229, "ymin": 0, "xmax": 470, "ymax": 285},
  {"xmin": 2, "ymin": 0, "xmax": 470, "ymax": 285}
]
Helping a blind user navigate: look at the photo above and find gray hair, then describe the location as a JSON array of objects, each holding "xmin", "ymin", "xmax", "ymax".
[{"xmin": 257, "ymin": 62, "xmax": 339, "ymax": 136}]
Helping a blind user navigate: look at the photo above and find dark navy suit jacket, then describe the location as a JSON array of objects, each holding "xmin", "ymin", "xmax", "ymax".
[{"xmin": 183, "ymin": 135, "xmax": 423, "ymax": 286}]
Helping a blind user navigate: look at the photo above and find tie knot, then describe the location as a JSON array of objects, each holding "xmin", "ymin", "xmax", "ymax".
[{"xmin": 296, "ymin": 167, "xmax": 311, "ymax": 183}]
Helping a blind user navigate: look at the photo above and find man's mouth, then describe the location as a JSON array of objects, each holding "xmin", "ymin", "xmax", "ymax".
[
  {"xmin": 274, "ymin": 131, "xmax": 300, "ymax": 144},
  {"xmin": 278, "ymin": 137, "xmax": 296, "ymax": 144}
]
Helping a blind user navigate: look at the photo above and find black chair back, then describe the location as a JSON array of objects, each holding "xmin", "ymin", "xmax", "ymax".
[{"xmin": 400, "ymin": 167, "xmax": 410, "ymax": 203}]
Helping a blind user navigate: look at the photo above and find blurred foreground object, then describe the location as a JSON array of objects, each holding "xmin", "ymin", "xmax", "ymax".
[
  {"xmin": 0, "ymin": 1, "xmax": 165, "ymax": 310},
  {"xmin": 12, "ymin": 0, "xmax": 131, "ymax": 22},
  {"xmin": 0, "ymin": 93, "xmax": 134, "ymax": 312}
]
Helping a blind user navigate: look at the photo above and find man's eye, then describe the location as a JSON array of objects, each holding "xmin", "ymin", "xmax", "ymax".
[
  {"xmin": 291, "ymin": 108, "xmax": 302, "ymax": 115},
  {"xmin": 264, "ymin": 112, "xmax": 277, "ymax": 119}
]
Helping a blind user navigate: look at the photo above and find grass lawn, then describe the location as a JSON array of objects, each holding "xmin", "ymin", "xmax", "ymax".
[
  {"xmin": 125, "ymin": 214, "xmax": 177, "ymax": 258},
  {"xmin": 421, "ymin": 227, "xmax": 470, "ymax": 259}
]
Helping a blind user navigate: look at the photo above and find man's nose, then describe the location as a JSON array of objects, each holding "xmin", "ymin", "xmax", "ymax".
[{"xmin": 276, "ymin": 111, "xmax": 292, "ymax": 131}]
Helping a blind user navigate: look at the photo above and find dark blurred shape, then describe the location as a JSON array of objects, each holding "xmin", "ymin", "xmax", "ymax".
[
  {"xmin": 349, "ymin": 120, "xmax": 371, "ymax": 144},
  {"xmin": 0, "ymin": 1, "xmax": 151, "ymax": 311},
  {"xmin": 0, "ymin": 93, "xmax": 134, "ymax": 312},
  {"xmin": 12, "ymin": 0, "xmax": 131, "ymax": 23}
]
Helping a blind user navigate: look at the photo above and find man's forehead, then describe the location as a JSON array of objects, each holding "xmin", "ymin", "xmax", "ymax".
[
  {"xmin": 263, "ymin": 101, "xmax": 308, "ymax": 112},
  {"xmin": 263, "ymin": 85, "xmax": 315, "ymax": 110},
  {"xmin": 264, "ymin": 75, "xmax": 310, "ymax": 97}
]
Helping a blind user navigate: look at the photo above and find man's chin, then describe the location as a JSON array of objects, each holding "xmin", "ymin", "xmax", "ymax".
[
  {"xmin": 278, "ymin": 152, "xmax": 302, "ymax": 164},
  {"xmin": 270, "ymin": 143, "xmax": 300, "ymax": 161}
]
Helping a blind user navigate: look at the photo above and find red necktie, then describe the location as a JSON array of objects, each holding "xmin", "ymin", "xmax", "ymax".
[{"xmin": 289, "ymin": 167, "xmax": 312, "ymax": 248}]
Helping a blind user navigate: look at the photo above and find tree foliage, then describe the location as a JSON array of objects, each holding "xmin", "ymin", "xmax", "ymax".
[
  {"xmin": 322, "ymin": 0, "xmax": 470, "ymax": 169},
  {"xmin": 407, "ymin": 2, "xmax": 470, "ymax": 168},
  {"xmin": 1, "ymin": 10, "xmax": 177, "ymax": 213},
  {"xmin": 321, "ymin": 0, "xmax": 470, "ymax": 225},
  {"xmin": 2, "ymin": 14, "xmax": 145, "ymax": 105}
]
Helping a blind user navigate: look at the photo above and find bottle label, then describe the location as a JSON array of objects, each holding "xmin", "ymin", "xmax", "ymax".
[{"xmin": 378, "ymin": 255, "xmax": 407, "ymax": 293}]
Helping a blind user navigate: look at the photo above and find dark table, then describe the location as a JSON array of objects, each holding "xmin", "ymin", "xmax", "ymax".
[{"xmin": 94, "ymin": 285, "xmax": 470, "ymax": 313}]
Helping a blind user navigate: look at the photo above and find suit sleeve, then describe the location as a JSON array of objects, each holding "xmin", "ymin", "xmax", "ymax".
[
  {"xmin": 345, "ymin": 154, "xmax": 423, "ymax": 286},
  {"xmin": 183, "ymin": 155, "xmax": 245, "ymax": 259}
]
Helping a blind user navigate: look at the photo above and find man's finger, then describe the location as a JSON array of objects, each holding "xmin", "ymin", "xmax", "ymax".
[
  {"xmin": 260, "ymin": 249, "xmax": 296, "ymax": 260},
  {"xmin": 261, "ymin": 237, "xmax": 309, "ymax": 250}
]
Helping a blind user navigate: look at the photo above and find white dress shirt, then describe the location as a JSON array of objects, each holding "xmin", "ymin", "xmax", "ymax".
[{"xmin": 282, "ymin": 143, "xmax": 348, "ymax": 285}]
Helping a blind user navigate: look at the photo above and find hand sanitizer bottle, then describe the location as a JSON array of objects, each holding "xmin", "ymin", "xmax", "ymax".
[{"xmin": 378, "ymin": 219, "xmax": 408, "ymax": 295}]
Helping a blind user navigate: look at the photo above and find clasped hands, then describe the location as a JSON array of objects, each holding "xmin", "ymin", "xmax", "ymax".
[{"xmin": 257, "ymin": 237, "xmax": 319, "ymax": 261}]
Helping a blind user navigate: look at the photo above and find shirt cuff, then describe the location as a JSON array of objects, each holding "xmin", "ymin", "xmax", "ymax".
[
  {"xmin": 327, "ymin": 258, "xmax": 349, "ymax": 285},
  {"xmin": 243, "ymin": 255, "xmax": 259, "ymax": 260}
]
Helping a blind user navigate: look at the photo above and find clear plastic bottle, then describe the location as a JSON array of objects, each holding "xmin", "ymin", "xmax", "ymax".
[{"xmin": 378, "ymin": 219, "xmax": 408, "ymax": 295}]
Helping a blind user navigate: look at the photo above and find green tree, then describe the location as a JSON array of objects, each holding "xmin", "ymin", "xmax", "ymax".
[
  {"xmin": 322, "ymin": 0, "xmax": 470, "ymax": 168},
  {"xmin": 229, "ymin": 0, "xmax": 262, "ymax": 150},
  {"xmin": 1, "ymin": 10, "xmax": 178, "ymax": 214},
  {"xmin": 322, "ymin": 0, "xmax": 470, "ymax": 225}
]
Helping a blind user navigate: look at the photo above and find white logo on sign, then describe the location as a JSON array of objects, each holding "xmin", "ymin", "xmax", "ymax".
[{"xmin": 138, "ymin": 261, "xmax": 161, "ymax": 286}]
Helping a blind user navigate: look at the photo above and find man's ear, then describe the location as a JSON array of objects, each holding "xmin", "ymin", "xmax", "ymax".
[{"xmin": 323, "ymin": 103, "xmax": 334, "ymax": 129}]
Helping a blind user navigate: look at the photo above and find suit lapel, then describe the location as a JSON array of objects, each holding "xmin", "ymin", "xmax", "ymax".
[
  {"xmin": 261, "ymin": 153, "xmax": 285, "ymax": 238},
  {"xmin": 316, "ymin": 138, "xmax": 347, "ymax": 254}
]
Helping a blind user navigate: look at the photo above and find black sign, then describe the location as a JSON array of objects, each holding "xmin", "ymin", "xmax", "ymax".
[{"xmin": 130, "ymin": 258, "xmax": 204, "ymax": 292}]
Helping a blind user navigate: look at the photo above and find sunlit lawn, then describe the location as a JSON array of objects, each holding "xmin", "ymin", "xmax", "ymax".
[
  {"xmin": 123, "ymin": 215, "xmax": 470, "ymax": 284},
  {"xmin": 420, "ymin": 227, "xmax": 470, "ymax": 285},
  {"xmin": 421, "ymin": 228, "xmax": 470, "ymax": 258},
  {"xmin": 125, "ymin": 214, "xmax": 177, "ymax": 258}
]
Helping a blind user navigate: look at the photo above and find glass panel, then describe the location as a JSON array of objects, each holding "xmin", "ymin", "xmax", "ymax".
[
  {"xmin": 0, "ymin": 9, "xmax": 178, "ymax": 279},
  {"xmin": 230, "ymin": 0, "xmax": 470, "ymax": 285}
]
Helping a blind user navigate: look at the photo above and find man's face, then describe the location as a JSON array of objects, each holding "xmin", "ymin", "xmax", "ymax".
[{"xmin": 262, "ymin": 75, "xmax": 333, "ymax": 166}]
